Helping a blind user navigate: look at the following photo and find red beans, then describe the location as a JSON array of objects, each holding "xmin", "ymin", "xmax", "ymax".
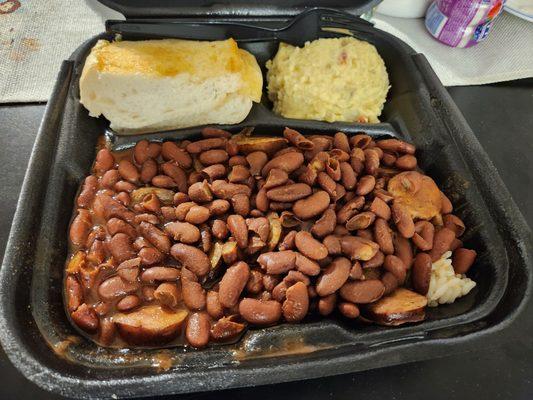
[
  {"xmin": 239, "ymin": 298, "xmax": 282, "ymax": 326},
  {"xmin": 218, "ymin": 262, "xmax": 250, "ymax": 308},
  {"xmin": 66, "ymin": 131, "xmax": 478, "ymax": 349}
]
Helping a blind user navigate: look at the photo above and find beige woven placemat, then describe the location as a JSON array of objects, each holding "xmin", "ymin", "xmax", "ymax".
[{"xmin": 0, "ymin": 0, "xmax": 115, "ymax": 103}]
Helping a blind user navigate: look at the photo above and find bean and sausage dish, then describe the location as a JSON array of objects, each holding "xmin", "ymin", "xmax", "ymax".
[{"xmin": 65, "ymin": 127, "xmax": 477, "ymax": 348}]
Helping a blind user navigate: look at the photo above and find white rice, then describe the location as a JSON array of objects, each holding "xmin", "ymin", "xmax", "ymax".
[{"xmin": 426, "ymin": 251, "xmax": 476, "ymax": 307}]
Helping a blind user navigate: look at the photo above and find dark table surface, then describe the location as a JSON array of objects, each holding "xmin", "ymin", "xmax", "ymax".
[{"xmin": 0, "ymin": 80, "xmax": 532, "ymax": 399}]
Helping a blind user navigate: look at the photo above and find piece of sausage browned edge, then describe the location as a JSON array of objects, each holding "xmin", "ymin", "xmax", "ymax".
[{"xmin": 64, "ymin": 127, "xmax": 477, "ymax": 348}]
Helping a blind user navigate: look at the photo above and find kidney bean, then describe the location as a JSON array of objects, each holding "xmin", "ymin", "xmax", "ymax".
[
  {"xmin": 227, "ymin": 165, "xmax": 249, "ymax": 183},
  {"xmin": 440, "ymin": 191, "xmax": 453, "ymax": 214},
  {"xmin": 443, "ymin": 214, "xmax": 466, "ymax": 237},
  {"xmin": 339, "ymin": 279, "xmax": 385, "ymax": 304},
  {"xmin": 362, "ymin": 250, "xmax": 385, "ymax": 269},
  {"xmin": 391, "ymin": 203, "xmax": 415, "ymax": 238},
  {"xmin": 340, "ymin": 236, "xmax": 379, "ymax": 261},
  {"xmin": 153, "ymin": 282, "xmax": 181, "ymax": 307},
  {"xmin": 376, "ymin": 139, "xmax": 415, "ymax": 155},
  {"xmin": 173, "ymin": 192, "xmax": 190, "ymax": 206},
  {"xmin": 210, "ymin": 180, "xmax": 252, "ymax": 200},
  {"xmin": 282, "ymin": 270, "xmax": 310, "ymax": 286},
  {"xmin": 77, "ymin": 176, "xmax": 98, "ymax": 209},
  {"xmin": 164, "ymin": 221, "xmax": 200, "ymax": 244},
  {"xmin": 254, "ymin": 187, "xmax": 269, "ymax": 212},
  {"xmin": 200, "ymin": 127, "xmax": 231, "ymax": 139},
  {"xmin": 98, "ymin": 318, "xmax": 116, "ymax": 346},
  {"xmin": 185, "ymin": 205, "xmax": 210, "ymax": 225},
  {"xmin": 170, "ymin": 243, "xmax": 210, "ymax": 277},
  {"xmin": 210, "ymin": 317, "xmax": 245, "ymax": 342},
  {"xmin": 197, "ymin": 149, "xmax": 228, "ymax": 166},
  {"xmin": 246, "ymin": 151, "xmax": 268, "ymax": 177},
  {"xmin": 71, "ymin": 303, "xmax": 99, "ymax": 333},
  {"xmin": 208, "ymin": 220, "xmax": 227, "ymax": 240},
  {"xmin": 115, "ymin": 192, "xmax": 131, "ymax": 207},
  {"xmin": 395, "ymin": 154, "xmax": 417, "ymax": 170},
  {"xmin": 373, "ymin": 218, "xmax": 394, "ymax": 255},
  {"xmin": 245, "ymin": 270, "xmax": 264, "ymax": 294},
  {"xmin": 161, "ymin": 141, "xmax": 192, "ymax": 168},
  {"xmin": 278, "ymin": 230, "xmax": 296, "ymax": 251},
  {"xmin": 411, "ymin": 221, "xmax": 434, "ymax": 251},
  {"xmin": 239, "ymin": 298, "xmax": 282, "ymax": 326},
  {"xmin": 98, "ymin": 276, "xmax": 139, "ymax": 301},
  {"xmin": 323, "ymin": 235, "xmax": 342, "ymax": 256},
  {"xmin": 134, "ymin": 214, "xmax": 160, "ymax": 227},
  {"xmin": 265, "ymin": 183, "xmax": 311, "ymax": 203},
  {"xmin": 218, "ymin": 261, "xmax": 250, "ymax": 308},
  {"xmin": 133, "ymin": 140, "xmax": 150, "ymax": 164},
  {"xmin": 137, "ymin": 222, "xmax": 170, "ymax": 254},
  {"xmin": 294, "ymin": 231, "xmax": 328, "ymax": 261},
  {"xmin": 338, "ymin": 162, "xmax": 355, "ymax": 191},
  {"xmin": 200, "ymin": 164, "xmax": 226, "ymax": 182},
  {"xmin": 94, "ymin": 301, "xmax": 111, "ymax": 317},
  {"xmin": 141, "ymin": 266, "xmax": 180, "ymax": 282},
  {"xmin": 262, "ymin": 275, "xmax": 280, "ymax": 292},
  {"xmin": 175, "ymin": 202, "xmax": 196, "ymax": 221},
  {"xmin": 291, "ymin": 253, "xmax": 319, "ymax": 277},
  {"xmin": 324, "ymin": 156, "xmax": 341, "ymax": 182},
  {"xmin": 261, "ymin": 151, "xmax": 304, "ymax": 177},
  {"xmin": 315, "ymin": 172, "xmax": 335, "ymax": 198},
  {"xmin": 151, "ymin": 175, "xmax": 176, "ymax": 189},
  {"xmin": 188, "ymin": 181, "xmax": 213, "ymax": 203},
  {"xmin": 206, "ymin": 291, "xmax": 224, "ymax": 319},
  {"xmin": 282, "ymin": 282, "xmax": 309, "ymax": 322},
  {"xmin": 228, "ymin": 155, "xmax": 247, "ymax": 168},
  {"xmin": 160, "ymin": 206, "xmax": 176, "ymax": 222},
  {"xmin": 231, "ymin": 193, "xmax": 249, "ymax": 217},
  {"xmin": 393, "ymin": 235, "xmax": 413, "ymax": 269},
  {"xmin": 246, "ymin": 217, "xmax": 270, "ymax": 243},
  {"xmin": 354, "ymin": 175, "xmax": 375, "ymax": 196},
  {"xmin": 106, "ymin": 233, "xmax": 135, "ymax": 264},
  {"xmin": 221, "ymin": 241, "xmax": 239, "ymax": 265},
  {"xmin": 66, "ymin": 275, "xmax": 83, "ymax": 312},
  {"xmin": 182, "ymin": 279, "xmax": 206, "ymax": 311},
  {"xmin": 450, "ymin": 238, "xmax": 463, "ymax": 252},
  {"xmin": 315, "ymin": 256, "xmax": 351, "ymax": 297},
  {"xmin": 381, "ymin": 152, "xmax": 397, "ymax": 167},
  {"xmin": 429, "ymin": 227, "xmax": 456, "ymax": 261},
  {"xmin": 349, "ymin": 262, "xmax": 363, "ymax": 280},
  {"xmin": 139, "ymin": 247, "xmax": 164, "ymax": 265},
  {"xmin": 99, "ymin": 193, "xmax": 136, "ymax": 222},
  {"xmin": 142, "ymin": 286, "xmax": 156, "ymax": 302},
  {"xmin": 292, "ymin": 190, "xmax": 330, "ymax": 220},
  {"xmin": 115, "ymin": 257, "xmax": 140, "ymax": 282},
  {"xmin": 346, "ymin": 211, "xmax": 376, "ymax": 231},
  {"xmin": 364, "ymin": 149, "xmax": 380, "ymax": 176},
  {"xmin": 100, "ymin": 169, "xmax": 119, "ymax": 190},
  {"xmin": 161, "ymin": 162, "xmax": 188, "ymax": 193},
  {"xmin": 117, "ymin": 160, "xmax": 139, "ymax": 183},
  {"xmin": 452, "ymin": 248, "xmax": 477, "ymax": 274},
  {"xmin": 318, "ymin": 293, "xmax": 337, "ymax": 316},
  {"xmin": 94, "ymin": 148, "xmax": 115, "ymax": 175},
  {"xmin": 200, "ymin": 226, "xmax": 212, "ymax": 253},
  {"xmin": 272, "ymin": 280, "xmax": 289, "ymax": 302},
  {"xmin": 186, "ymin": 138, "xmax": 226, "ymax": 154},
  {"xmin": 226, "ymin": 214, "xmax": 249, "ymax": 249},
  {"xmin": 331, "ymin": 131, "xmax": 349, "ymax": 153},
  {"xmin": 282, "ymin": 127, "xmax": 313, "ymax": 150},
  {"xmin": 257, "ymin": 251, "xmax": 296, "ymax": 274},
  {"xmin": 384, "ymin": 255, "xmax": 407, "ymax": 284},
  {"xmin": 411, "ymin": 253, "xmax": 432, "ymax": 295},
  {"xmin": 310, "ymin": 208, "xmax": 336, "ymax": 238},
  {"xmin": 70, "ymin": 209, "xmax": 92, "ymax": 248},
  {"xmin": 338, "ymin": 302, "xmax": 360, "ymax": 319},
  {"xmin": 116, "ymin": 295, "xmax": 140, "ymax": 311},
  {"xmin": 186, "ymin": 312, "xmax": 211, "ymax": 348},
  {"xmin": 369, "ymin": 197, "xmax": 391, "ymax": 221},
  {"xmin": 270, "ymin": 201, "xmax": 292, "ymax": 211},
  {"xmin": 265, "ymin": 168, "xmax": 290, "ymax": 192},
  {"xmin": 336, "ymin": 197, "xmax": 364, "ymax": 226},
  {"xmin": 350, "ymin": 147, "xmax": 365, "ymax": 175}
]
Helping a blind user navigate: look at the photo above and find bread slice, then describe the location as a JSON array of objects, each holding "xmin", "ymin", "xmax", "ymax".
[{"xmin": 80, "ymin": 39, "xmax": 263, "ymax": 134}]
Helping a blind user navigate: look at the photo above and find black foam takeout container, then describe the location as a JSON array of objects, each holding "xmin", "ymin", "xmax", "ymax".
[{"xmin": 0, "ymin": 1, "xmax": 531, "ymax": 398}]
